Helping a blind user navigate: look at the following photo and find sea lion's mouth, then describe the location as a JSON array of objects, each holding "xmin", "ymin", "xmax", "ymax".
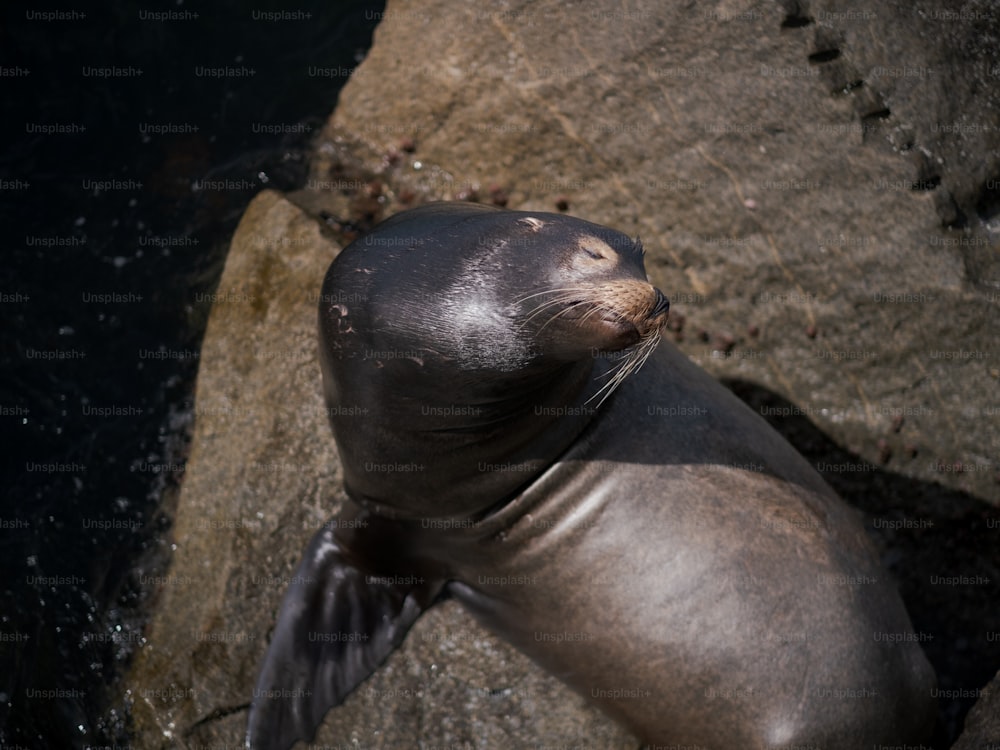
[
  {"xmin": 597, "ymin": 310, "xmax": 641, "ymax": 338},
  {"xmin": 585, "ymin": 308, "xmax": 666, "ymax": 407}
]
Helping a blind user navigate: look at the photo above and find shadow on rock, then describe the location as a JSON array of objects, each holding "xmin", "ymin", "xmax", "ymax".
[{"xmin": 723, "ymin": 378, "xmax": 1000, "ymax": 747}]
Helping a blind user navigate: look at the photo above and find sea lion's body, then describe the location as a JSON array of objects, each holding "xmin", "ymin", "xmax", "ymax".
[{"xmin": 247, "ymin": 203, "xmax": 936, "ymax": 749}]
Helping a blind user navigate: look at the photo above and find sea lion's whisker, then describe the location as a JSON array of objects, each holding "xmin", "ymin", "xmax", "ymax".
[
  {"xmin": 587, "ymin": 330, "xmax": 660, "ymax": 408},
  {"xmin": 514, "ymin": 286, "xmax": 597, "ymax": 305},
  {"xmin": 519, "ymin": 289, "xmax": 610, "ymax": 331}
]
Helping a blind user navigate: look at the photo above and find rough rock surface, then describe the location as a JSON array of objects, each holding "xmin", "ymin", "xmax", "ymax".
[
  {"xmin": 124, "ymin": 191, "xmax": 340, "ymax": 747},
  {"xmin": 951, "ymin": 670, "xmax": 1000, "ymax": 750},
  {"xmin": 124, "ymin": 0, "xmax": 1000, "ymax": 747}
]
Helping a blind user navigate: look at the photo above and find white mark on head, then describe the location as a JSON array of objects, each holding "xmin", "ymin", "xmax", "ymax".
[{"xmin": 518, "ymin": 216, "xmax": 545, "ymax": 232}]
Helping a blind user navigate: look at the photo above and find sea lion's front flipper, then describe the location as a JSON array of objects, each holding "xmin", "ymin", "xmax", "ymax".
[{"xmin": 245, "ymin": 518, "xmax": 444, "ymax": 750}]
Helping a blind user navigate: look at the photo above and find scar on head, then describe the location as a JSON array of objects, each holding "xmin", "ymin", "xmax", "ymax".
[{"xmin": 518, "ymin": 217, "xmax": 545, "ymax": 232}]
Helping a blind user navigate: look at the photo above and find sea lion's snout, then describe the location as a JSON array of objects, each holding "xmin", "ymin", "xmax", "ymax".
[
  {"xmin": 625, "ymin": 283, "xmax": 669, "ymax": 341},
  {"xmin": 550, "ymin": 279, "xmax": 668, "ymax": 353}
]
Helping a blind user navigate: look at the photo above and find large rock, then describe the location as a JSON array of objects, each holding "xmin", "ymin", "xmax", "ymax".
[{"xmin": 124, "ymin": 0, "xmax": 1000, "ymax": 746}]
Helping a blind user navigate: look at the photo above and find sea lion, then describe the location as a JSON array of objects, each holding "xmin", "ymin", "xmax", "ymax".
[{"xmin": 246, "ymin": 202, "xmax": 937, "ymax": 748}]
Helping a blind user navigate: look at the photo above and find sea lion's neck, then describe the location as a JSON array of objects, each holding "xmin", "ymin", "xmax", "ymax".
[{"xmin": 330, "ymin": 358, "xmax": 604, "ymax": 521}]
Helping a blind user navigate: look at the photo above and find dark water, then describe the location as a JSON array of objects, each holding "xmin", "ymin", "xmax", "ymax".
[{"xmin": 0, "ymin": 2, "xmax": 384, "ymax": 746}]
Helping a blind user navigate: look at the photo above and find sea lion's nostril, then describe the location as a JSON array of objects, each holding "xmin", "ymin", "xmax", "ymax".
[{"xmin": 651, "ymin": 290, "xmax": 670, "ymax": 318}]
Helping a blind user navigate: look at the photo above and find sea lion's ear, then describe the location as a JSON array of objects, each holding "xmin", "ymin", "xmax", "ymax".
[{"xmin": 246, "ymin": 521, "xmax": 445, "ymax": 750}]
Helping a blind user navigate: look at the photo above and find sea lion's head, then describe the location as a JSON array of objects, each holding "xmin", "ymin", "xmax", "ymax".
[
  {"xmin": 318, "ymin": 202, "xmax": 670, "ymax": 517},
  {"xmin": 324, "ymin": 203, "xmax": 667, "ymax": 370}
]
